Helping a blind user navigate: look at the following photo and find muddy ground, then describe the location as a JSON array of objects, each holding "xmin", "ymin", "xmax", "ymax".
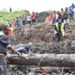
[
  {"xmin": 14, "ymin": 23, "xmax": 75, "ymax": 54},
  {"xmin": 1, "ymin": 23, "xmax": 75, "ymax": 75}
]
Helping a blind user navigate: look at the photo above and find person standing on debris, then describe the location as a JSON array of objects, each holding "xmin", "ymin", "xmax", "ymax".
[
  {"xmin": 5, "ymin": 20, "xmax": 11, "ymax": 27},
  {"xmin": 48, "ymin": 13, "xmax": 53, "ymax": 26},
  {"xmin": 60, "ymin": 8, "xmax": 70, "ymax": 30},
  {"xmin": 73, "ymin": 7, "xmax": 75, "ymax": 21},
  {"xmin": 9, "ymin": 7, "xmax": 12, "ymax": 13},
  {"xmin": 60, "ymin": 8, "xmax": 64, "ymax": 17},
  {"xmin": 0, "ymin": 25, "xmax": 21, "ymax": 75},
  {"xmin": 63, "ymin": 12, "xmax": 69, "ymax": 30},
  {"xmin": 27, "ymin": 15, "xmax": 31, "ymax": 25},
  {"xmin": 68, "ymin": 3, "xmax": 75, "ymax": 18},
  {"xmin": 31, "ymin": 12, "xmax": 37, "ymax": 24},
  {"xmin": 16, "ymin": 17, "xmax": 22, "ymax": 29},
  {"xmin": 52, "ymin": 11, "xmax": 56, "ymax": 24},
  {"xmin": 12, "ymin": 18, "xmax": 16, "ymax": 29},
  {"xmin": 52, "ymin": 11, "xmax": 57, "ymax": 29},
  {"xmin": 22, "ymin": 15, "xmax": 27, "ymax": 25},
  {"xmin": 54, "ymin": 14, "xmax": 65, "ymax": 42},
  {"xmin": 6, "ymin": 25, "xmax": 15, "ymax": 45}
]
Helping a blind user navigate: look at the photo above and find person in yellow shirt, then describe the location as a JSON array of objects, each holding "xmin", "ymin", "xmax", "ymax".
[{"xmin": 54, "ymin": 18, "xmax": 65, "ymax": 42}]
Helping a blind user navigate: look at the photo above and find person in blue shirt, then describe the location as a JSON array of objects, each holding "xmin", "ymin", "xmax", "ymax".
[
  {"xmin": 68, "ymin": 3, "xmax": 75, "ymax": 18},
  {"xmin": 15, "ymin": 43, "xmax": 32, "ymax": 54}
]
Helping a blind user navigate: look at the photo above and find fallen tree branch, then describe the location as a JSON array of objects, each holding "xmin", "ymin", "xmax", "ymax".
[{"xmin": 6, "ymin": 54, "xmax": 75, "ymax": 67}]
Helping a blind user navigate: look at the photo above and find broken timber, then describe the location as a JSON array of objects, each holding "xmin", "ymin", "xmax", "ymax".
[
  {"xmin": 30, "ymin": 67, "xmax": 75, "ymax": 73},
  {"xmin": 7, "ymin": 54, "xmax": 75, "ymax": 67}
]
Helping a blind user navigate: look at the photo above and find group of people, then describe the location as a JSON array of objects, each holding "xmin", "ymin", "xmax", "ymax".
[
  {"xmin": 47, "ymin": 3, "xmax": 75, "ymax": 43},
  {"xmin": 0, "ymin": 3, "xmax": 75, "ymax": 75},
  {"xmin": 5, "ymin": 11, "xmax": 37, "ymax": 31},
  {"xmin": 47, "ymin": 7, "xmax": 70, "ymax": 42},
  {"xmin": 12, "ymin": 12, "xmax": 37, "ymax": 29}
]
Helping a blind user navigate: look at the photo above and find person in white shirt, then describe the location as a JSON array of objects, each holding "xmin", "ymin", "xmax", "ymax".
[{"xmin": 27, "ymin": 15, "xmax": 31, "ymax": 25}]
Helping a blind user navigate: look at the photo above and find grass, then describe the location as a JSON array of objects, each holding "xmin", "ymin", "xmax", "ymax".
[{"xmin": 0, "ymin": 10, "xmax": 29, "ymax": 25}]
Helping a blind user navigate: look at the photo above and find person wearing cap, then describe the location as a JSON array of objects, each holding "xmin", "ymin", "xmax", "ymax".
[{"xmin": 0, "ymin": 26, "xmax": 21, "ymax": 75}]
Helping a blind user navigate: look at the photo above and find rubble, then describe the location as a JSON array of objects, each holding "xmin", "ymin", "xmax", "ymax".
[
  {"xmin": 5, "ymin": 23, "xmax": 75, "ymax": 75},
  {"xmin": 14, "ymin": 24, "xmax": 75, "ymax": 54}
]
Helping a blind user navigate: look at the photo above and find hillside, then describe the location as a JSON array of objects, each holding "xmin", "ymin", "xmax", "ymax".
[{"xmin": 0, "ymin": 10, "xmax": 29, "ymax": 25}]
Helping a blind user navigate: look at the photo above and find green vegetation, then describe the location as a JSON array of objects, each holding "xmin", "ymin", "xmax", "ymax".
[{"xmin": 0, "ymin": 10, "xmax": 29, "ymax": 25}]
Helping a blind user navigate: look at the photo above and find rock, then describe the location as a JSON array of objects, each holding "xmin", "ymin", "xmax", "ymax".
[
  {"xmin": 71, "ymin": 40, "xmax": 75, "ymax": 47},
  {"xmin": 50, "ymin": 72, "xmax": 58, "ymax": 75},
  {"xmin": 64, "ymin": 73, "xmax": 71, "ymax": 75},
  {"xmin": 27, "ymin": 72, "xmax": 35, "ymax": 75}
]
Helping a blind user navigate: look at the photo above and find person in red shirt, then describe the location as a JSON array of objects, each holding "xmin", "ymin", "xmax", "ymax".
[
  {"xmin": 52, "ymin": 11, "xmax": 56, "ymax": 26},
  {"xmin": 52, "ymin": 11, "xmax": 56, "ymax": 20},
  {"xmin": 48, "ymin": 13, "xmax": 53, "ymax": 25},
  {"xmin": 31, "ymin": 12, "xmax": 37, "ymax": 24}
]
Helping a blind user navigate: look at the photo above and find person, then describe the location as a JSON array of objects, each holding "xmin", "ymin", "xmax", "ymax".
[
  {"xmin": 22, "ymin": 15, "xmax": 27, "ymax": 25},
  {"xmin": 63, "ymin": 12, "xmax": 69, "ymax": 30},
  {"xmin": 12, "ymin": 19, "xmax": 16, "ymax": 29},
  {"xmin": 9, "ymin": 8, "xmax": 12, "ymax": 12},
  {"xmin": 60, "ymin": 8, "xmax": 64, "ymax": 17},
  {"xmin": 0, "ymin": 25, "xmax": 21, "ymax": 75},
  {"xmin": 5, "ymin": 20, "xmax": 11, "ymax": 27},
  {"xmin": 27, "ymin": 15, "xmax": 31, "ymax": 25},
  {"xmin": 6, "ymin": 25, "xmax": 15, "ymax": 45},
  {"xmin": 54, "ymin": 15, "xmax": 65, "ymax": 42},
  {"xmin": 52, "ymin": 11, "xmax": 57, "ymax": 28},
  {"xmin": 31, "ymin": 12, "xmax": 37, "ymax": 24},
  {"xmin": 16, "ymin": 17, "xmax": 22, "ymax": 29},
  {"xmin": 65, "ymin": 7, "xmax": 68, "ymax": 14},
  {"xmin": 47, "ymin": 13, "xmax": 53, "ymax": 26},
  {"xmin": 68, "ymin": 3, "xmax": 75, "ymax": 18},
  {"xmin": 73, "ymin": 7, "xmax": 75, "ymax": 21},
  {"xmin": 15, "ymin": 43, "xmax": 32, "ymax": 54}
]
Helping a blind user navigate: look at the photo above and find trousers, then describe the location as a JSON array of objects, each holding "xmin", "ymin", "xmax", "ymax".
[{"xmin": 0, "ymin": 54, "xmax": 8, "ymax": 75}]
